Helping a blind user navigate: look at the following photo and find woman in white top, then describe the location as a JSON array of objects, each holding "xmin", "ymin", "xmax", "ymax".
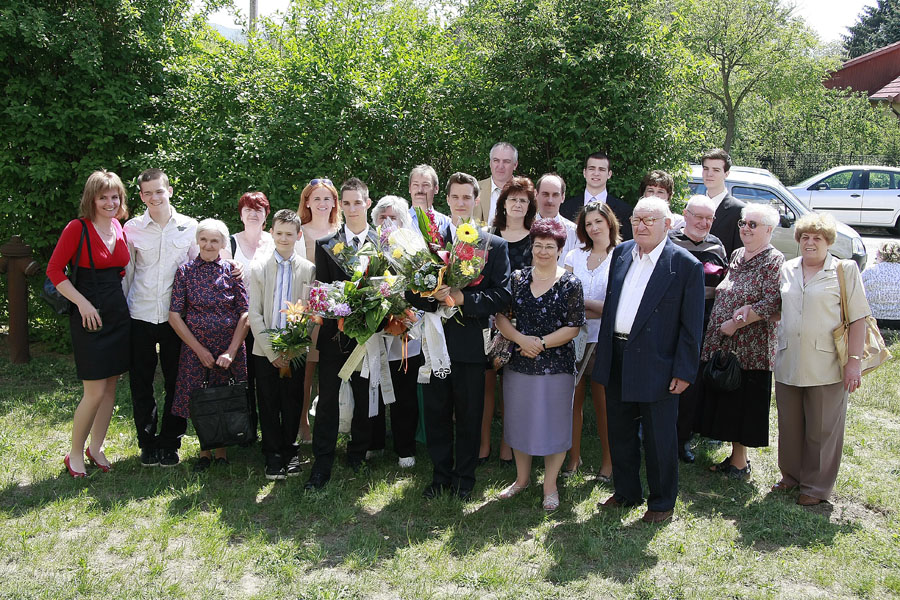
[
  {"xmin": 296, "ymin": 178, "xmax": 342, "ymax": 443},
  {"xmin": 861, "ymin": 240, "xmax": 900, "ymax": 330},
  {"xmin": 562, "ymin": 200, "xmax": 621, "ymax": 480}
]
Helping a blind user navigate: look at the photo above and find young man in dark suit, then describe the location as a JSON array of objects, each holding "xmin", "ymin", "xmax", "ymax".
[
  {"xmin": 702, "ymin": 148, "xmax": 746, "ymax": 259},
  {"xmin": 560, "ymin": 152, "xmax": 633, "ymax": 240},
  {"xmin": 417, "ymin": 172, "xmax": 511, "ymax": 500},
  {"xmin": 592, "ymin": 197, "xmax": 704, "ymax": 523},
  {"xmin": 305, "ymin": 178, "xmax": 378, "ymax": 491}
]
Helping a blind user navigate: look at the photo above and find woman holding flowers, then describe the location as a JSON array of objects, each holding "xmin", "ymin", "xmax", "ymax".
[
  {"xmin": 479, "ymin": 177, "xmax": 539, "ymax": 465},
  {"xmin": 495, "ymin": 219, "xmax": 585, "ymax": 511},
  {"xmin": 169, "ymin": 219, "xmax": 250, "ymax": 472},
  {"xmin": 296, "ymin": 178, "xmax": 341, "ymax": 443}
]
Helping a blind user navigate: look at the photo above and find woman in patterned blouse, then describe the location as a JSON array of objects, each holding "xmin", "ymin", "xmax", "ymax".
[
  {"xmin": 697, "ymin": 204, "xmax": 784, "ymax": 481},
  {"xmin": 861, "ymin": 241, "xmax": 900, "ymax": 331}
]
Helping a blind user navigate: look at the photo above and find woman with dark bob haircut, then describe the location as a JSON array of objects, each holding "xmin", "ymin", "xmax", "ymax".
[
  {"xmin": 562, "ymin": 201, "xmax": 621, "ymax": 480},
  {"xmin": 480, "ymin": 176, "xmax": 538, "ymax": 466},
  {"xmin": 494, "ymin": 218, "xmax": 585, "ymax": 511}
]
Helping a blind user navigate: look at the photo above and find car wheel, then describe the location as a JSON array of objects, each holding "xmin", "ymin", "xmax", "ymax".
[{"xmin": 891, "ymin": 215, "xmax": 900, "ymax": 236}]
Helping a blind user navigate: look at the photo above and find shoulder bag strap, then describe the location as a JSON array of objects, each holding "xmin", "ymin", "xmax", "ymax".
[
  {"xmin": 80, "ymin": 219, "xmax": 98, "ymax": 285},
  {"xmin": 835, "ymin": 259, "xmax": 849, "ymax": 328},
  {"xmin": 230, "ymin": 234, "xmax": 237, "ymax": 258},
  {"xmin": 69, "ymin": 220, "xmax": 89, "ymax": 287}
]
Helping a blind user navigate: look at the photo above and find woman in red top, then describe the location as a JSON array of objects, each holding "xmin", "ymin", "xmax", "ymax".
[{"xmin": 46, "ymin": 170, "xmax": 131, "ymax": 477}]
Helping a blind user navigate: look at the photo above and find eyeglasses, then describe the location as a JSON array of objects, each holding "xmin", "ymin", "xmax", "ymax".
[
  {"xmin": 685, "ymin": 209, "xmax": 715, "ymax": 223},
  {"xmin": 629, "ymin": 215, "xmax": 664, "ymax": 227},
  {"xmin": 506, "ymin": 197, "xmax": 530, "ymax": 205},
  {"xmin": 532, "ymin": 243, "xmax": 560, "ymax": 252},
  {"xmin": 309, "ymin": 178, "xmax": 333, "ymax": 187},
  {"xmin": 737, "ymin": 219, "xmax": 760, "ymax": 230}
]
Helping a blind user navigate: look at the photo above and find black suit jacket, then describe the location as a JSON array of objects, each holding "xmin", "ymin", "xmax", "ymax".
[
  {"xmin": 709, "ymin": 193, "xmax": 746, "ymax": 259},
  {"xmin": 409, "ymin": 228, "xmax": 511, "ymax": 363},
  {"xmin": 561, "ymin": 191, "xmax": 633, "ymax": 240},
  {"xmin": 314, "ymin": 228, "xmax": 379, "ymax": 357}
]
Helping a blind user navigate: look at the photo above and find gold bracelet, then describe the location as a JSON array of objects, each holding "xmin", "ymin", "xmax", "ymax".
[{"xmin": 849, "ymin": 355, "xmax": 861, "ymax": 360}]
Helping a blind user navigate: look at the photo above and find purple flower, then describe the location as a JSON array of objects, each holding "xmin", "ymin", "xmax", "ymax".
[
  {"xmin": 332, "ymin": 303, "xmax": 351, "ymax": 317},
  {"xmin": 379, "ymin": 282, "xmax": 391, "ymax": 297}
]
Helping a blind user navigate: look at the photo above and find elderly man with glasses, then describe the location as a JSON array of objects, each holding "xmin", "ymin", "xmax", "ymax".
[{"xmin": 592, "ymin": 196, "xmax": 705, "ymax": 523}]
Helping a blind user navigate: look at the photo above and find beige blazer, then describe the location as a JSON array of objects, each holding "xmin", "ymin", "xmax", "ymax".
[
  {"xmin": 775, "ymin": 254, "xmax": 871, "ymax": 387},
  {"xmin": 248, "ymin": 251, "xmax": 316, "ymax": 361},
  {"xmin": 473, "ymin": 177, "xmax": 493, "ymax": 224}
]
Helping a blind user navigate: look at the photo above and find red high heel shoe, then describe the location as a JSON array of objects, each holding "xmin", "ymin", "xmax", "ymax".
[
  {"xmin": 64, "ymin": 453, "xmax": 87, "ymax": 478},
  {"xmin": 85, "ymin": 447, "xmax": 111, "ymax": 473}
]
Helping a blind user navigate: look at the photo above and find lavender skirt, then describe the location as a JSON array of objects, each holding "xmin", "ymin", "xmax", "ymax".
[{"xmin": 503, "ymin": 370, "xmax": 575, "ymax": 456}]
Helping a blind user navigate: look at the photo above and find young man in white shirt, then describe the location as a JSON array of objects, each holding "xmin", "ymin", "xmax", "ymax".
[
  {"xmin": 702, "ymin": 148, "xmax": 746, "ymax": 258},
  {"xmin": 123, "ymin": 169, "xmax": 199, "ymax": 468}
]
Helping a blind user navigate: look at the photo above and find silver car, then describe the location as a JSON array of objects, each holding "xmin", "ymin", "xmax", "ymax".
[
  {"xmin": 688, "ymin": 165, "xmax": 867, "ymax": 270},
  {"xmin": 788, "ymin": 165, "xmax": 900, "ymax": 234}
]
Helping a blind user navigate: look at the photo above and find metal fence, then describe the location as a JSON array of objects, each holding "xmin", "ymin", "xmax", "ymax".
[{"xmin": 733, "ymin": 152, "xmax": 900, "ymax": 186}]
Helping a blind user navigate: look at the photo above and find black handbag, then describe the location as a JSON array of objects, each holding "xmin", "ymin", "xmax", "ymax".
[
  {"xmin": 188, "ymin": 368, "xmax": 255, "ymax": 450},
  {"xmin": 703, "ymin": 349, "xmax": 742, "ymax": 392},
  {"xmin": 40, "ymin": 220, "xmax": 88, "ymax": 315}
]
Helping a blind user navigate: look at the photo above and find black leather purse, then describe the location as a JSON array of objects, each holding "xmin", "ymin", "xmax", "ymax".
[
  {"xmin": 41, "ymin": 220, "xmax": 88, "ymax": 315},
  {"xmin": 188, "ymin": 368, "xmax": 255, "ymax": 450},
  {"xmin": 703, "ymin": 350, "xmax": 742, "ymax": 392}
]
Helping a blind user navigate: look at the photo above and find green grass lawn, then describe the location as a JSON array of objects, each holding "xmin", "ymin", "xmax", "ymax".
[{"xmin": 1, "ymin": 338, "xmax": 899, "ymax": 599}]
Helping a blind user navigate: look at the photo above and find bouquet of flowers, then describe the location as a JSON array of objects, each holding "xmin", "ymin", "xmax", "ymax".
[
  {"xmin": 443, "ymin": 220, "xmax": 491, "ymax": 289},
  {"xmin": 307, "ymin": 280, "xmax": 354, "ymax": 320},
  {"xmin": 383, "ymin": 224, "xmax": 447, "ymax": 300},
  {"xmin": 323, "ymin": 236, "xmax": 390, "ymax": 280},
  {"xmin": 263, "ymin": 300, "xmax": 316, "ymax": 377}
]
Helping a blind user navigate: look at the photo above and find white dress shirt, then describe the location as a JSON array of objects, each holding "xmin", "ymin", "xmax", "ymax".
[
  {"xmin": 408, "ymin": 206, "xmax": 451, "ymax": 233},
  {"xmin": 537, "ymin": 213, "xmax": 578, "ymax": 267},
  {"xmin": 708, "ymin": 189, "xmax": 728, "ymax": 212},
  {"xmin": 565, "ymin": 248, "xmax": 612, "ymax": 342},
  {"xmin": 583, "ymin": 189, "xmax": 608, "ymax": 206},
  {"xmin": 614, "ymin": 237, "xmax": 667, "ymax": 335},
  {"xmin": 343, "ymin": 224, "xmax": 370, "ymax": 249},
  {"xmin": 123, "ymin": 207, "xmax": 199, "ymax": 324},
  {"xmin": 486, "ymin": 178, "xmax": 503, "ymax": 225}
]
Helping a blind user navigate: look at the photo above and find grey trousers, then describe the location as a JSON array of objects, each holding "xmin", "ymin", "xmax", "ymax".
[{"xmin": 774, "ymin": 381, "xmax": 848, "ymax": 501}]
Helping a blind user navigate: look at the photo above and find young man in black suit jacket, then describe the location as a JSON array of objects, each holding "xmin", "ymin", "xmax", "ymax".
[
  {"xmin": 414, "ymin": 172, "xmax": 511, "ymax": 500},
  {"xmin": 560, "ymin": 152, "xmax": 633, "ymax": 240},
  {"xmin": 306, "ymin": 178, "xmax": 378, "ymax": 491},
  {"xmin": 702, "ymin": 148, "xmax": 746, "ymax": 259}
]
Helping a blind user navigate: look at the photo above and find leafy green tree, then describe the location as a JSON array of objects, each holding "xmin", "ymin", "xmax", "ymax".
[{"xmin": 844, "ymin": 0, "xmax": 900, "ymax": 59}]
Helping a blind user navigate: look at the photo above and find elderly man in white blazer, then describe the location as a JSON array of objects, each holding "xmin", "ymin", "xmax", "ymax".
[{"xmin": 248, "ymin": 209, "xmax": 317, "ymax": 481}]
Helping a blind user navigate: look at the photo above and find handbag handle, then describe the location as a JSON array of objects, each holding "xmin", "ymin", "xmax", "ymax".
[
  {"xmin": 835, "ymin": 259, "xmax": 849, "ymax": 330},
  {"xmin": 200, "ymin": 366, "xmax": 238, "ymax": 388}
]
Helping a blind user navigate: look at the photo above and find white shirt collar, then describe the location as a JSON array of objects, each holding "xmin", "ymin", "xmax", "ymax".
[
  {"xmin": 708, "ymin": 189, "xmax": 727, "ymax": 211},
  {"xmin": 490, "ymin": 178, "xmax": 503, "ymax": 194},
  {"xmin": 343, "ymin": 224, "xmax": 370, "ymax": 246},
  {"xmin": 137, "ymin": 205, "xmax": 179, "ymax": 229},
  {"xmin": 632, "ymin": 236, "xmax": 667, "ymax": 263},
  {"xmin": 584, "ymin": 189, "xmax": 608, "ymax": 204}
]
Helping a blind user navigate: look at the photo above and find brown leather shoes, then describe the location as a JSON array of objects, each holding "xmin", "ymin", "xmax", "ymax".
[
  {"xmin": 641, "ymin": 509, "xmax": 674, "ymax": 523},
  {"xmin": 797, "ymin": 493, "xmax": 824, "ymax": 506},
  {"xmin": 599, "ymin": 495, "xmax": 627, "ymax": 509}
]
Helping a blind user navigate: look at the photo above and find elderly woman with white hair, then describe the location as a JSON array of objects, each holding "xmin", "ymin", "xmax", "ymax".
[
  {"xmin": 372, "ymin": 195, "xmax": 414, "ymax": 230},
  {"xmin": 169, "ymin": 218, "xmax": 250, "ymax": 472},
  {"xmin": 698, "ymin": 203, "xmax": 784, "ymax": 480}
]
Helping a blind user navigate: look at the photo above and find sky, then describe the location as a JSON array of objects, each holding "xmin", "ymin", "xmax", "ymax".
[{"xmin": 208, "ymin": 0, "xmax": 878, "ymax": 45}]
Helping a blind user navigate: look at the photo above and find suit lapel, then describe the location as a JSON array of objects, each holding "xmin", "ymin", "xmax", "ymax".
[
  {"xmin": 606, "ymin": 244, "xmax": 633, "ymax": 322},
  {"xmin": 630, "ymin": 242, "xmax": 675, "ymax": 334}
]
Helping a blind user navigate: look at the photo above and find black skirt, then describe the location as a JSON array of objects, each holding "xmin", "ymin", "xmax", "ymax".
[
  {"xmin": 696, "ymin": 367, "xmax": 772, "ymax": 448},
  {"xmin": 69, "ymin": 267, "xmax": 131, "ymax": 380}
]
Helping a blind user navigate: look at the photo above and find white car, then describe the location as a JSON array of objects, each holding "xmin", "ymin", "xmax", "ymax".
[
  {"xmin": 788, "ymin": 165, "xmax": 900, "ymax": 234},
  {"xmin": 688, "ymin": 165, "xmax": 867, "ymax": 270}
]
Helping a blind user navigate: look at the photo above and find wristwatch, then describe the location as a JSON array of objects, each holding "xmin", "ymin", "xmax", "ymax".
[
  {"xmin": 540, "ymin": 337, "xmax": 546, "ymax": 349},
  {"xmin": 849, "ymin": 355, "xmax": 862, "ymax": 360}
]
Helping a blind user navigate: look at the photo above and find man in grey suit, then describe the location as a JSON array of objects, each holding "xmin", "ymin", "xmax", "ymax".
[
  {"xmin": 592, "ymin": 197, "xmax": 705, "ymax": 523},
  {"xmin": 474, "ymin": 141, "xmax": 518, "ymax": 225},
  {"xmin": 702, "ymin": 148, "xmax": 746, "ymax": 259}
]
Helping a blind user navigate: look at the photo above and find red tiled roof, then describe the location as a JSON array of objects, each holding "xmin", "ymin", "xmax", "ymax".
[{"xmin": 871, "ymin": 73, "xmax": 900, "ymax": 103}]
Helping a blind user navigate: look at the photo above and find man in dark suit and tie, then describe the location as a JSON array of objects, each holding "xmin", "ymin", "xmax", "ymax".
[
  {"xmin": 702, "ymin": 148, "xmax": 746, "ymax": 259},
  {"xmin": 592, "ymin": 197, "xmax": 704, "ymax": 523},
  {"xmin": 560, "ymin": 152, "xmax": 634, "ymax": 240},
  {"xmin": 416, "ymin": 172, "xmax": 511, "ymax": 500},
  {"xmin": 306, "ymin": 177, "xmax": 378, "ymax": 491}
]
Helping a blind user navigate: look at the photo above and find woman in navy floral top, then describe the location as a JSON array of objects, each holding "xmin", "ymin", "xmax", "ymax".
[
  {"xmin": 169, "ymin": 219, "xmax": 249, "ymax": 472},
  {"xmin": 495, "ymin": 219, "xmax": 585, "ymax": 511}
]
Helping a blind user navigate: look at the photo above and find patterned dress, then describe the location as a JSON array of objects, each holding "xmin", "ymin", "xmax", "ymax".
[
  {"xmin": 170, "ymin": 257, "xmax": 249, "ymax": 419},
  {"xmin": 697, "ymin": 246, "xmax": 783, "ymax": 447}
]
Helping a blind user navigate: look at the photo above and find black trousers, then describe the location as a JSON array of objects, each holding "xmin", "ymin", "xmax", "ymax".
[
  {"xmin": 606, "ymin": 337, "xmax": 679, "ymax": 511},
  {"xmin": 677, "ymin": 363, "xmax": 704, "ymax": 445},
  {"xmin": 254, "ymin": 355, "xmax": 303, "ymax": 462},
  {"xmin": 311, "ymin": 353, "xmax": 371, "ymax": 477},
  {"xmin": 245, "ymin": 330, "xmax": 259, "ymax": 436},
  {"xmin": 129, "ymin": 319, "xmax": 187, "ymax": 450},
  {"xmin": 369, "ymin": 355, "xmax": 422, "ymax": 458},
  {"xmin": 423, "ymin": 361, "xmax": 485, "ymax": 492}
]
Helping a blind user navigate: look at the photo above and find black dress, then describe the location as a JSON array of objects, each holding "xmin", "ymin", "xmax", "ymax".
[{"xmin": 505, "ymin": 234, "xmax": 532, "ymax": 272}]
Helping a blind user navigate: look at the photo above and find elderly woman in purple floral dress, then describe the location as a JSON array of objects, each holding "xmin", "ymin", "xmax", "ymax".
[
  {"xmin": 697, "ymin": 204, "xmax": 784, "ymax": 480},
  {"xmin": 169, "ymin": 219, "xmax": 249, "ymax": 472}
]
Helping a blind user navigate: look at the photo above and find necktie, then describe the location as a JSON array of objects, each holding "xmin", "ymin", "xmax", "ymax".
[{"xmin": 273, "ymin": 256, "xmax": 292, "ymax": 329}]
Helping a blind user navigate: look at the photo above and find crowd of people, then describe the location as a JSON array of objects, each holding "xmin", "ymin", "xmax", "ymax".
[{"xmin": 47, "ymin": 144, "xmax": 888, "ymax": 522}]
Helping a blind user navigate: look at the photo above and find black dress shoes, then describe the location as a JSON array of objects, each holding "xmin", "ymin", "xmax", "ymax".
[
  {"xmin": 422, "ymin": 482, "xmax": 448, "ymax": 499},
  {"xmin": 304, "ymin": 471, "xmax": 329, "ymax": 491},
  {"xmin": 679, "ymin": 442, "xmax": 696, "ymax": 464},
  {"xmin": 455, "ymin": 487, "xmax": 473, "ymax": 501}
]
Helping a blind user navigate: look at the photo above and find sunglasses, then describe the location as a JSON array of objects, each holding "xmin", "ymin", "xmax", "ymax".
[
  {"xmin": 309, "ymin": 178, "xmax": 333, "ymax": 187},
  {"xmin": 737, "ymin": 219, "xmax": 760, "ymax": 230}
]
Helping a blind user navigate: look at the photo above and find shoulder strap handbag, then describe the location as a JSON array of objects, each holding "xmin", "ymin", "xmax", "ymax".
[
  {"xmin": 41, "ymin": 219, "xmax": 88, "ymax": 315},
  {"xmin": 832, "ymin": 260, "xmax": 891, "ymax": 377}
]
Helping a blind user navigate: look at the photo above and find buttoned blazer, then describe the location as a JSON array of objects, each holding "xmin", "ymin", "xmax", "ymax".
[
  {"xmin": 248, "ymin": 251, "xmax": 317, "ymax": 361},
  {"xmin": 314, "ymin": 228, "xmax": 380, "ymax": 357},
  {"xmin": 709, "ymin": 193, "xmax": 746, "ymax": 259},
  {"xmin": 408, "ymin": 227, "xmax": 511, "ymax": 363},
  {"xmin": 560, "ymin": 191, "xmax": 634, "ymax": 240},
  {"xmin": 474, "ymin": 177, "xmax": 493, "ymax": 224},
  {"xmin": 592, "ymin": 238, "xmax": 705, "ymax": 402}
]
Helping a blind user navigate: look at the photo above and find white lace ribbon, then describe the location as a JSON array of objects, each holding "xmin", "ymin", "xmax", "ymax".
[{"xmin": 418, "ymin": 307, "xmax": 455, "ymax": 383}]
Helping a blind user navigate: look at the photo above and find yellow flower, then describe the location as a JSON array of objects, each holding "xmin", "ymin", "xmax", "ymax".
[
  {"xmin": 457, "ymin": 223, "xmax": 478, "ymax": 244},
  {"xmin": 461, "ymin": 263, "xmax": 475, "ymax": 276},
  {"xmin": 385, "ymin": 272, "xmax": 397, "ymax": 286},
  {"xmin": 392, "ymin": 248, "xmax": 403, "ymax": 258},
  {"xmin": 280, "ymin": 300, "xmax": 307, "ymax": 324},
  {"xmin": 332, "ymin": 242, "xmax": 345, "ymax": 255}
]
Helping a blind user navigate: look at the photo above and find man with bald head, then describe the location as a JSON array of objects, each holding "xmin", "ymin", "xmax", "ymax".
[
  {"xmin": 535, "ymin": 173, "xmax": 577, "ymax": 267},
  {"xmin": 593, "ymin": 196, "xmax": 704, "ymax": 523}
]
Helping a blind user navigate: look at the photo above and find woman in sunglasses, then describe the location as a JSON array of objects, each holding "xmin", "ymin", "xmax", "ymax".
[
  {"xmin": 697, "ymin": 204, "xmax": 783, "ymax": 481},
  {"xmin": 296, "ymin": 178, "xmax": 342, "ymax": 444}
]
